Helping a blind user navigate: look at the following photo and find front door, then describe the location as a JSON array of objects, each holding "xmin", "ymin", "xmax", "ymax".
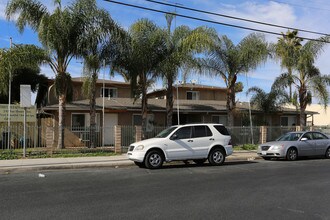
[{"xmin": 104, "ymin": 114, "xmax": 118, "ymax": 146}]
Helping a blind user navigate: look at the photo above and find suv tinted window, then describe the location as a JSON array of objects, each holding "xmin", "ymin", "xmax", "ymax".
[
  {"xmin": 213, "ymin": 125, "xmax": 230, "ymax": 135},
  {"xmin": 173, "ymin": 126, "xmax": 192, "ymax": 139},
  {"xmin": 193, "ymin": 126, "xmax": 213, "ymax": 138}
]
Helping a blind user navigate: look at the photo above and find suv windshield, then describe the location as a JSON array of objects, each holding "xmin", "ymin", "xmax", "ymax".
[
  {"xmin": 277, "ymin": 132, "xmax": 302, "ymax": 141},
  {"xmin": 155, "ymin": 126, "xmax": 178, "ymax": 138}
]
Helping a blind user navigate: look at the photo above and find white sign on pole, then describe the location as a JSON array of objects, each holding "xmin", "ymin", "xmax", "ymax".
[{"xmin": 20, "ymin": 85, "xmax": 31, "ymax": 108}]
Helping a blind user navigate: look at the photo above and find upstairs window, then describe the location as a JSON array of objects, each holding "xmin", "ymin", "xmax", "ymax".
[
  {"xmin": 186, "ymin": 91, "xmax": 199, "ymax": 100},
  {"xmin": 101, "ymin": 87, "xmax": 117, "ymax": 98}
]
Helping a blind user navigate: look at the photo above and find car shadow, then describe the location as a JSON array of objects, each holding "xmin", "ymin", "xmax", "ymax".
[{"xmin": 160, "ymin": 160, "xmax": 258, "ymax": 169}]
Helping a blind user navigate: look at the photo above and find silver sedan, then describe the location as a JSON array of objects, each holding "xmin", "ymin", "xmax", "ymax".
[{"xmin": 257, "ymin": 131, "xmax": 330, "ymax": 161}]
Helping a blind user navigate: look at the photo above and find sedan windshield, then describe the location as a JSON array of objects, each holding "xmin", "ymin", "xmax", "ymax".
[
  {"xmin": 277, "ymin": 132, "xmax": 302, "ymax": 141},
  {"xmin": 155, "ymin": 126, "xmax": 178, "ymax": 138}
]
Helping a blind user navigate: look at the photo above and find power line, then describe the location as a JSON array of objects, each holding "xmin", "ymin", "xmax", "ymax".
[
  {"xmin": 146, "ymin": 0, "xmax": 330, "ymax": 36},
  {"xmin": 103, "ymin": 0, "xmax": 330, "ymax": 43},
  {"xmin": 272, "ymin": 0, "xmax": 330, "ymax": 12}
]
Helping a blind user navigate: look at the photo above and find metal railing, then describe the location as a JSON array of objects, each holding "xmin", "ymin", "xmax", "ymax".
[{"xmin": 1, "ymin": 125, "xmax": 330, "ymax": 151}]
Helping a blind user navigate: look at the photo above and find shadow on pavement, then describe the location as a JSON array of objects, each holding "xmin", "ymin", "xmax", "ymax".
[{"xmin": 160, "ymin": 160, "xmax": 258, "ymax": 169}]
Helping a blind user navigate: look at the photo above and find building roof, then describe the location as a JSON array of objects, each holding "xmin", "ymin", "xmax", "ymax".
[
  {"xmin": 48, "ymin": 77, "xmax": 130, "ymax": 86},
  {"xmin": 42, "ymin": 98, "xmax": 318, "ymax": 115}
]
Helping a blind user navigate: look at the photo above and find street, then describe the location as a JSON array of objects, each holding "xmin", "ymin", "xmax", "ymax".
[{"xmin": 1, "ymin": 159, "xmax": 330, "ymax": 220}]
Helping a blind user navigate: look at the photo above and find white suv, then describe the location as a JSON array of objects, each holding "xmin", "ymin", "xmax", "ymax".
[{"xmin": 127, "ymin": 124, "xmax": 233, "ymax": 169}]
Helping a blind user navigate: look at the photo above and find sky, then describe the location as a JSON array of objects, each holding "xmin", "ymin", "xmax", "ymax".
[{"xmin": 1, "ymin": 0, "xmax": 330, "ymax": 103}]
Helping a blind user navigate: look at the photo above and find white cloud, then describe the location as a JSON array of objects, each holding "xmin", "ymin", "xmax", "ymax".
[{"xmin": 0, "ymin": 2, "xmax": 7, "ymax": 20}]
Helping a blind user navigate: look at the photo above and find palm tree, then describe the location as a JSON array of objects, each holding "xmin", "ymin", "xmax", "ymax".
[
  {"xmin": 273, "ymin": 30, "xmax": 303, "ymax": 100},
  {"xmin": 0, "ymin": 44, "xmax": 47, "ymax": 103},
  {"xmin": 246, "ymin": 86, "xmax": 290, "ymax": 125},
  {"xmin": 73, "ymin": 0, "xmax": 124, "ymax": 148},
  {"xmin": 201, "ymin": 33, "xmax": 269, "ymax": 126},
  {"xmin": 273, "ymin": 37, "xmax": 330, "ymax": 126},
  {"xmin": 156, "ymin": 14, "xmax": 217, "ymax": 126},
  {"xmin": 6, "ymin": 0, "xmax": 101, "ymax": 148},
  {"xmin": 112, "ymin": 19, "xmax": 167, "ymax": 139}
]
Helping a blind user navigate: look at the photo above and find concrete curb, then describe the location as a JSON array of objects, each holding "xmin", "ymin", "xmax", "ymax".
[{"xmin": 0, "ymin": 152, "xmax": 261, "ymax": 174}]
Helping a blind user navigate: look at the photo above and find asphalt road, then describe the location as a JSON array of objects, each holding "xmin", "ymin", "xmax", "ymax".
[{"xmin": 1, "ymin": 159, "xmax": 330, "ymax": 220}]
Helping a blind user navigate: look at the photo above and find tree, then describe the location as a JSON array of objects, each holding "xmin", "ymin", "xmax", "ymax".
[
  {"xmin": 112, "ymin": 19, "xmax": 166, "ymax": 139},
  {"xmin": 6, "ymin": 0, "xmax": 100, "ymax": 148},
  {"xmin": 273, "ymin": 30, "xmax": 303, "ymax": 100},
  {"xmin": 0, "ymin": 44, "xmax": 47, "ymax": 104},
  {"xmin": 246, "ymin": 86, "xmax": 290, "ymax": 125},
  {"xmin": 201, "ymin": 33, "xmax": 269, "ymax": 126},
  {"xmin": 72, "ymin": 0, "xmax": 124, "ymax": 148},
  {"xmin": 273, "ymin": 37, "xmax": 330, "ymax": 126},
  {"xmin": 156, "ymin": 14, "xmax": 217, "ymax": 126}
]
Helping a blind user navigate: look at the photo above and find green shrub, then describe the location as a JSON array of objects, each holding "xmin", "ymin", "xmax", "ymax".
[{"xmin": 0, "ymin": 150, "xmax": 18, "ymax": 160}]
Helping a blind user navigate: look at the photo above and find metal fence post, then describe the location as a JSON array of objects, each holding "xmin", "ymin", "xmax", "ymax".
[{"xmin": 114, "ymin": 125, "xmax": 121, "ymax": 153}]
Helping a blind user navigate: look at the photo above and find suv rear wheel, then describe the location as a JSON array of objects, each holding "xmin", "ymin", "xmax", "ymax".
[{"xmin": 208, "ymin": 148, "xmax": 225, "ymax": 166}]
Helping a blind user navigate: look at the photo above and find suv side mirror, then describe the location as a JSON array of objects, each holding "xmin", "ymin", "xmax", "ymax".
[
  {"xmin": 170, "ymin": 134, "xmax": 178, "ymax": 140},
  {"xmin": 301, "ymin": 137, "xmax": 308, "ymax": 141}
]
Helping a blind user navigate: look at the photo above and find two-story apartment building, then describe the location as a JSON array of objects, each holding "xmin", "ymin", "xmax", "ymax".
[{"xmin": 40, "ymin": 77, "xmax": 317, "ymax": 147}]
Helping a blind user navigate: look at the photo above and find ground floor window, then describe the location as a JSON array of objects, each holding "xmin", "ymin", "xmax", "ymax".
[
  {"xmin": 212, "ymin": 115, "xmax": 227, "ymax": 125},
  {"xmin": 71, "ymin": 113, "xmax": 100, "ymax": 131},
  {"xmin": 280, "ymin": 116, "xmax": 297, "ymax": 126}
]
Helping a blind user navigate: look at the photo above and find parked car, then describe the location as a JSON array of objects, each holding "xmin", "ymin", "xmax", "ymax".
[
  {"xmin": 257, "ymin": 131, "xmax": 330, "ymax": 161},
  {"xmin": 127, "ymin": 124, "xmax": 233, "ymax": 169}
]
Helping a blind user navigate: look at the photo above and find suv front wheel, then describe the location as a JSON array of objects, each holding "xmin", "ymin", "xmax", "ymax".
[
  {"xmin": 208, "ymin": 148, "xmax": 225, "ymax": 165},
  {"xmin": 145, "ymin": 150, "xmax": 164, "ymax": 169}
]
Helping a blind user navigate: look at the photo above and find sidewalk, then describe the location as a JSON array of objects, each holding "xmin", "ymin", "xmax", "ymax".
[{"xmin": 0, "ymin": 151, "xmax": 260, "ymax": 173}]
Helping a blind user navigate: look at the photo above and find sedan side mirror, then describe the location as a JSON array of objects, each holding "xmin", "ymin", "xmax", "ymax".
[
  {"xmin": 170, "ymin": 134, "xmax": 178, "ymax": 140},
  {"xmin": 301, "ymin": 137, "xmax": 308, "ymax": 141}
]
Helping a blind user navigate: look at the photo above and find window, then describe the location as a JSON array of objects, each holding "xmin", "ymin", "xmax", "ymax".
[
  {"xmin": 312, "ymin": 132, "xmax": 328, "ymax": 140},
  {"xmin": 71, "ymin": 113, "xmax": 100, "ymax": 131},
  {"xmin": 173, "ymin": 126, "xmax": 192, "ymax": 139},
  {"xmin": 101, "ymin": 87, "xmax": 117, "ymax": 98},
  {"xmin": 280, "ymin": 116, "xmax": 297, "ymax": 126},
  {"xmin": 72, "ymin": 114, "xmax": 85, "ymax": 127},
  {"xmin": 133, "ymin": 115, "xmax": 142, "ymax": 126},
  {"xmin": 301, "ymin": 133, "xmax": 313, "ymax": 140},
  {"xmin": 213, "ymin": 125, "xmax": 230, "ymax": 135},
  {"xmin": 193, "ymin": 126, "xmax": 212, "ymax": 138},
  {"xmin": 212, "ymin": 115, "xmax": 227, "ymax": 125},
  {"xmin": 186, "ymin": 91, "xmax": 199, "ymax": 100}
]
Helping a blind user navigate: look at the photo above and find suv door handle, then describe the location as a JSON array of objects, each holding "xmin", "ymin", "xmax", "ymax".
[
  {"xmin": 188, "ymin": 140, "xmax": 193, "ymax": 142},
  {"xmin": 209, "ymin": 138, "xmax": 214, "ymax": 141}
]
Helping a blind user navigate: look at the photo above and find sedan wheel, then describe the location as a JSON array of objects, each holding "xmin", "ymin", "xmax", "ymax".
[
  {"xmin": 208, "ymin": 148, "xmax": 225, "ymax": 166},
  {"xmin": 325, "ymin": 147, "xmax": 330, "ymax": 159},
  {"xmin": 286, "ymin": 148, "xmax": 298, "ymax": 161},
  {"xmin": 145, "ymin": 150, "xmax": 164, "ymax": 169}
]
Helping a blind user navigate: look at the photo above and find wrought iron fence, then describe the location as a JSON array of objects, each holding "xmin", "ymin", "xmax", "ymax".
[
  {"xmin": 1, "ymin": 125, "xmax": 330, "ymax": 151},
  {"xmin": 227, "ymin": 126, "xmax": 261, "ymax": 146}
]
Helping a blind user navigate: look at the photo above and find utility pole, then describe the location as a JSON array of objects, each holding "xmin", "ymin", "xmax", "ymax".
[{"xmin": 7, "ymin": 37, "xmax": 12, "ymax": 149}]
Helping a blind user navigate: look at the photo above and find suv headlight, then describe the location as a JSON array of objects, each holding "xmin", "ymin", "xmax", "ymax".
[{"xmin": 135, "ymin": 145, "xmax": 144, "ymax": 150}]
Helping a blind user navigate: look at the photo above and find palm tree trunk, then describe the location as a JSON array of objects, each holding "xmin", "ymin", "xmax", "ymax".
[
  {"xmin": 57, "ymin": 94, "xmax": 66, "ymax": 149},
  {"xmin": 166, "ymin": 77, "xmax": 174, "ymax": 127},
  {"xmin": 89, "ymin": 73, "xmax": 97, "ymax": 148},
  {"xmin": 141, "ymin": 75, "xmax": 148, "ymax": 140}
]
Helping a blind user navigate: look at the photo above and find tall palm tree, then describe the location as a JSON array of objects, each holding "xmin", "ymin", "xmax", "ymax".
[
  {"xmin": 273, "ymin": 30, "xmax": 303, "ymax": 100},
  {"xmin": 246, "ymin": 86, "xmax": 290, "ymax": 125},
  {"xmin": 74, "ymin": 0, "xmax": 124, "ymax": 148},
  {"xmin": 112, "ymin": 19, "xmax": 167, "ymax": 139},
  {"xmin": 273, "ymin": 37, "xmax": 330, "ymax": 126},
  {"xmin": 6, "ymin": 0, "xmax": 100, "ymax": 148},
  {"xmin": 201, "ymin": 33, "xmax": 269, "ymax": 126},
  {"xmin": 156, "ymin": 14, "xmax": 217, "ymax": 126}
]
